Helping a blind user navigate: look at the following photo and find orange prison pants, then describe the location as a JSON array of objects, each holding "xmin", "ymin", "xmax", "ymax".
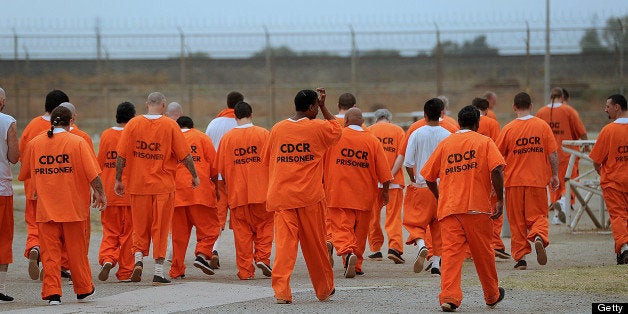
[
  {"xmin": 230, "ymin": 203, "xmax": 274, "ymax": 279},
  {"xmin": 217, "ymin": 181, "xmax": 229, "ymax": 229},
  {"xmin": 39, "ymin": 221, "xmax": 93, "ymax": 300},
  {"xmin": 0, "ymin": 196, "xmax": 13, "ymax": 264},
  {"xmin": 602, "ymin": 187, "xmax": 628, "ymax": 254},
  {"xmin": 130, "ymin": 193, "xmax": 175, "ymax": 259},
  {"xmin": 329, "ymin": 207, "xmax": 371, "ymax": 273},
  {"xmin": 368, "ymin": 188, "xmax": 404, "ymax": 253},
  {"xmin": 491, "ymin": 195, "xmax": 506, "ymax": 251},
  {"xmin": 272, "ymin": 202, "xmax": 335, "ymax": 303},
  {"xmin": 439, "ymin": 214, "xmax": 501, "ymax": 308},
  {"xmin": 169, "ymin": 204, "xmax": 220, "ymax": 278},
  {"xmin": 551, "ymin": 159, "xmax": 578, "ymax": 204},
  {"xmin": 24, "ymin": 199, "xmax": 38, "ymax": 258},
  {"xmin": 403, "ymin": 186, "xmax": 442, "ymax": 255},
  {"xmin": 506, "ymin": 186, "xmax": 549, "ymax": 261},
  {"xmin": 98, "ymin": 205, "xmax": 134, "ymax": 280}
]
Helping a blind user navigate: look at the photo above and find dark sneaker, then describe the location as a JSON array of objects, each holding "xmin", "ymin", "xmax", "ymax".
[
  {"xmin": 256, "ymin": 261, "xmax": 272, "ymax": 277},
  {"xmin": 0, "ymin": 293, "xmax": 14, "ymax": 302},
  {"xmin": 276, "ymin": 299, "xmax": 291, "ymax": 304},
  {"xmin": 47, "ymin": 294, "xmax": 61, "ymax": 305},
  {"xmin": 28, "ymin": 248, "xmax": 40, "ymax": 280},
  {"xmin": 620, "ymin": 250, "xmax": 628, "ymax": 265},
  {"xmin": 494, "ymin": 249, "xmax": 511, "ymax": 260},
  {"xmin": 193, "ymin": 256, "xmax": 215, "ymax": 275},
  {"xmin": 514, "ymin": 260, "xmax": 527, "ymax": 270},
  {"xmin": 152, "ymin": 275, "xmax": 171, "ymax": 286},
  {"xmin": 534, "ymin": 237, "xmax": 547, "ymax": 265},
  {"xmin": 77, "ymin": 288, "xmax": 94, "ymax": 302},
  {"xmin": 368, "ymin": 251, "xmax": 383, "ymax": 261},
  {"xmin": 356, "ymin": 271, "xmax": 365, "ymax": 275},
  {"xmin": 388, "ymin": 248, "xmax": 405, "ymax": 264},
  {"xmin": 130, "ymin": 261, "xmax": 143, "ymax": 282},
  {"xmin": 327, "ymin": 242, "xmax": 334, "ymax": 267},
  {"xmin": 98, "ymin": 262, "xmax": 113, "ymax": 281},
  {"xmin": 431, "ymin": 267, "xmax": 441, "ymax": 275},
  {"xmin": 210, "ymin": 250, "xmax": 220, "ymax": 269},
  {"xmin": 413, "ymin": 247, "xmax": 428, "ymax": 273},
  {"xmin": 344, "ymin": 253, "xmax": 357, "ymax": 278},
  {"xmin": 487, "ymin": 287, "xmax": 505, "ymax": 308},
  {"xmin": 441, "ymin": 302, "xmax": 457, "ymax": 312},
  {"xmin": 172, "ymin": 274, "xmax": 186, "ymax": 280}
]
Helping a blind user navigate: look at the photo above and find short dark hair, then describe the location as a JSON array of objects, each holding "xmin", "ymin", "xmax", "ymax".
[
  {"xmin": 424, "ymin": 98, "xmax": 444, "ymax": 121},
  {"xmin": 458, "ymin": 105, "xmax": 480, "ymax": 129},
  {"xmin": 608, "ymin": 94, "xmax": 627, "ymax": 111},
  {"xmin": 294, "ymin": 90, "xmax": 318, "ymax": 112},
  {"xmin": 176, "ymin": 116, "xmax": 194, "ymax": 129},
  {"xmin": 338, "ymin": 93, "xmax": 356, "ymax": 110},
  {"xmin": 472, "ymin": 97, "xmax": 489, "ymax": 111},
  {"xmin": 234, "ymin": 101, "xmax": 253, "ymax": 119},
  {"xmin": 116, "ymin": 101, "xmax": 136, "ymax": 124},
  {"xmin": 514, "ymin": 92, "xmax": 532, "ymax": 110},
  {"xmin": 45, "ymin": 90, "xmax": 69, "ymax": 113},
  {"xmin": 227, "ymin": 91, "xmax": 244, "ymax": 109},
  {"xmin": 47, "ymin": 106, "xmax": 72, "ymax": 138},
  {"xmin": 562, "ymin": 88, "xmax": 570, "ymax": 101}
]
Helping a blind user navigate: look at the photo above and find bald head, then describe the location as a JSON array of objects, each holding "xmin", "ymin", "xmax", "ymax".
[
  {"xmin": 146, "ymin": 92, "xmax": 167, "ymax": 114},
  {"xmin": 483, "ymin": 91, "xmax": 497, "ymax": 109},
  {"xmin": 59, "ymin": 102, "xmax": 76, "ymax": 116},
  {"xmin": 345, "ymin": 107, "xmax": 364, "ymax": 127},
  {"xmin": 165, "ymin": 102, "xmax": 183, "ymax": 120}
]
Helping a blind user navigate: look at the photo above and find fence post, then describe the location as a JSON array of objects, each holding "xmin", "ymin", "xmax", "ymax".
[
  {"xmin": 618, "ymin": 18, "xmax": 625, "ymax": 94},
  {"xmin": 13, "ymin": 29, "xmax": 20, "ymax": 123},
  {"xmin": 264, "ymin": 26, "xmax": 275, "ymax": 127},
  {"xmin": 434, "ymin": 23, "xmax": 443, "ymax": 95},
  {"xmin": 178, "ymin": 27, "xmax": 188, "ymax": 116},
  {"xmin": 350, "ymin": 25, "xmax": 358, "ymax": 97},
  {"xmin": 543, "ymin": 0, "xmax": 550, "ymax": 104},
  {"xmin": 96, "ymin": 18, "xmax": 102, "ymax": 75},
  {"xmin": 525, "ymin": 21, "xmax": 531, "ymax": 93},
  {"xmin": 24, "ymin": 46, "xmax": 30, "ymax": 121}
]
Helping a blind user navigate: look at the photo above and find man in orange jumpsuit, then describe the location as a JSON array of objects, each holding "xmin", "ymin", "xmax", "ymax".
[
  {"xmin": 19, "ymin": 90, "xmax": 69, "ymax": 281},
  {"xmin": 367, "ymin": 109, "xmax": 405, "ymax": 264},
  {"xmin": 496, "ymin": 92, "xmax": 559, "ymax": 270},
  {"xmin": 421, "ymin": 105, "xmax": 506, "ymax": 312},
  {"xmin": 169, "ymin": 116, "xmax": 220, "ymax": 279},
  {"xmin": 216, "ymin": 101, "xmax": 274, "ymax": 280},
  {"xmin": 114, "ymin": 92, "xmax": 199, "ymax": 285},
  {"xmin": 264, "ymin": 88, "xmax": 339, "ymax": 304},
  {"xmin": 589, "ymin": 94, "xmax": 628, "ymax": 265},
  {"xmin": 0, "ymin": 87, "xmax": 19, "ymax": 302},
  {"xmin": 97, "ymin": 102, "xmax": 136, "ymax": 282},
  {"xmin": 483, "ymin": 91, "xmax": 499, "ymax": 120},
  {"xmin": 326, "ymin": 108, "xmax": 392, "ymax": 278},
  {"xmin": 536, "ymin": 87, "xmax": 587, "ymax": 224},
  {"xmin": 403, "ymin": 98, "xmax": 451, "ymax": 275},
  {"xmin": 19, "ymin": 106, "xmax": 106, "ymax": 305},
  {"xmin": 472, "ymin": 97, "xmax": 510, "ymax": 260}
]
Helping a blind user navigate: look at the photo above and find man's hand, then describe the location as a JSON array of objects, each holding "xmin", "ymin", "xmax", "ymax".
[
  {"xmin": 91, "ymin": 191, "xmax": 107, "ymax": 211},
  {"xmin": 192, "ymin": 176, "xmax": 200, "ymax": 188},
  {"xmin": 490, "ymin": 199, "xmax": 503, "ymax": 219},
  {"xmin": 316, "ymin": 87, "xmax": 326, "ymax": 107},
  {"xmin": 549, "ymin": 175, "xmax": 560, "ymax": 192},
  {"xmin": 114, "ymin": 180, "xmax": 125, "ymax": 197},
  {"xmin": 379, "ymin": 189, "xmax": 389, "ymax": 207}
]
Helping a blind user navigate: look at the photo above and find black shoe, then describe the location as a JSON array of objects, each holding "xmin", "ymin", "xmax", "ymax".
[
  {"xmin": 47, "ymin": 294, "xmax": 61, "ymax": 305},
  {"xmin": 441, "ymin": 302, "xmax": 457, "ymax": 312},
  {"xmin": 256, "ymin": 261, "xmax": 272, "ymax": 277},
  {"xmin": 173, "ymin": 274, "xmax": 186, "ymax": 279},
  {"xmin": 210, "ymin": 250, "xmax": 220, "ymax": 269},
  {"xmin": 0, "ymin": 293, "xmax": 14, "ymax": 302},
  {"xmin": 131, "ymin": 261, "xmax": 143, "ymax": 282},
  {"xmin": 152, "ymin": 275, "xmax": 171, "ymax": 285},
  {"xmin": 77, "ymin": 288, "xmax": 94, "ymax": 302},
  {"xmin": 28, "ymin": 248, "xmax": 40, "ymax": 280},
  {"xmin": 487, "ymin": 287, "xmax": 505, "ymax": 308},
  {"xmin": 514, "ymin": 260, "xmax": 527, "ymax": 270},
  {"xmin": 387, "ymin": 248, "xmax": 405, "ymax": 264},
  {"xmin": 356, "ymin": 271, "xmax": 365, "ymax": 275},
  {"xmin": 368, "ymin": 252, "xmax": 383, "ymax": 261},
  {"xmin": 620, "ymin": 251, "xmax": 628, "ymax": 265},
  {"xmin": 344, "ymin": 253, "xmax": 357, "ymax": 278},
  {"xmin": 494, "ymin": 249, "xmax": 511, "ymax": 260},
  {"xmin": 193, "ymin": 256, "xmax": 215, "ymax": 275},
  {"xmin": 431, "ymin": 267, "xmax": 441, "ymax": 275}
]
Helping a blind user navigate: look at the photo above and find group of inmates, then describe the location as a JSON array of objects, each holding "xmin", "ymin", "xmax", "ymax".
[{"xmin": 0, "ymin": 85, "xmax": 625, "ymax": 312}]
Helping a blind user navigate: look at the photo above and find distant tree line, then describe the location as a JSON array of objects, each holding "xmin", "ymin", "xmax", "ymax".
[{"xmin": 580, "ymin": 15, "xmax": 627, "ymax": 54}]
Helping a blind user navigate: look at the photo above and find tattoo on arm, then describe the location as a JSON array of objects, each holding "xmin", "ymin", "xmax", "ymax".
[
  {"xmin": 549, "ymin": 152, "xmax": 559, "ymax": 176},
  {"xmin": 182, "ymin": 154, "xmax": 198, "ymax": 178},
  {"xmin": 90, "ymin": 176, "xmax": 105, "ymax": 195},
  {"xmin": 115, "ymin": 156, "xmax": 126, "ymax": 181}
]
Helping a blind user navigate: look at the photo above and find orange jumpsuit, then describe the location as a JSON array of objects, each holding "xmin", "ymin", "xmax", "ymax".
[
  {"xmin": 589, "ymin": 119, "xmax": 628, "ymax": 254},
  {"xmin": 97, "ymin": 127, "xmax": 134, "ymax": 280},
  {"xmin": 170, "ymin": 128, "xmax": 220, "ymax": 278},
  {"xmin": 536, "ymin": 104, "xmax": 586, "ymax": 204},
  {"xmin": 216, "ymin": 123, "xmax": 273, "ymax": 279},
  {"xmin": 18, "ymin": 130, "xmax": 100, "ymax": 300},
  {"xmin": 70, "ymin": 126, "xmax": 95, "ymax": 251},
  {"xmin": 421, "ymin": 130, "xmax": 505, "ymax": 308},
  {"xmin": 486, "ymin": 109, "xmax": 498, "ymax": 120},
  {"xmin": 367, "ymin": 122, "xmax": 405, "ymax": 254},
  {"xmin": 325, "ymin": 126, "xmax": 392, "ymax": 273},
  {"xmin": 116, "ymin": 115, "xmax": 191, "ymax": 260},
  {"xmin": 265, "ymin": 117, "xmax": 340, "ymax": 303},
  {"xmin": 496, "ymin": 116, "xmax": 557, "ymax": 261}
]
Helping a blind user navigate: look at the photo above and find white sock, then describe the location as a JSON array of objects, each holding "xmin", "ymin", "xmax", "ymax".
[
  {"xmin": 621, "ymin": 244, "xmax": 628, "ymax": 253},
  {"xmin": 417, "ymin": 239, "xmax": 425, "ymax": 249},
  {"xmin": 432, "ymin": 256, "xmax": 441, "ymax": 268},
  {"xmin": 134, "ymin": 252, "xmax": 143, "ymax": 264},
  {"xmin": 154, "ymin": 263, "xmax": 163, "ymax": 277},
  {"xmin": 0, "ymin": 270, "xmax": 6, "ymax": 294}
]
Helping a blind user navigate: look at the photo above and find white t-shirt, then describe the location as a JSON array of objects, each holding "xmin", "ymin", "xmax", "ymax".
[
  {"xmin": 0, "ymin": 112, "xmax": 16, "ymax": 196},
  {"xmin": 205, "ymin": 116, "xmax": 237, "ymax": 150},
  {"xmin": 403, "ymin": 125, "xmax": 451, "ymax": 185}
]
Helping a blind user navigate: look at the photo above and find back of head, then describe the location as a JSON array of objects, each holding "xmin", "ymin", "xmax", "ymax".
[
  {"xmin": 472, "ymin": 97, "xmax": 489, "ymax": 111},
  {"xmin": 234, "ymin": 101, "xmax": 253, "ymax": 119},
  {"xmin": 294, "ymin": 90, "xmax": 318, "ymax": 112},
  {"xmin": 47, "ymin": 106, "xmax": 73, "ymax": 138},
  {"xmin": 513, "ymin": 92, "xmax": 532, "ymax": 110},
  {"xmin": 338, "ymin": 93, "xmax": 356, "ymax": 110},
  {"xmin": 147, "ymin": 92, "xmax": 166, "ymax": 106},
  {"xmin": 166, "ymin": 102, "xmax": 183, "ymax": 119},
  {"xmin": 458, "ymin": 105, "xmax": 480, "ymax": 129},
  {"xmin": 549, "ymin": 87, "xmax": 563, "ymax": 104},
  {"xmin": 59, "ymin": 102, "xmax": 76, "ymax": 116},
  {"xmin": 116, "ymin": 101, "xmax": 136, "ymax": 124},
  {"xmin": 608, "ymin": 94, "xmax": 627, "ymax": 111},
  {"xmin": 562, "ymin": 88, "xmax": 570, "ymax": 101},
  {"xmin": 373, "ymin": 108, "xmax": 392, "ymax": 122},
  {"xmin": 345, "ymin": 107, "xmax": 364, "ymax": 126},
  {"xmin": 424, "ymin": 98, "xmax": 444, "ymax": 121},
  {"xmin": 437, "ymin": 95, "xmax": 449, "ymax": 108},
  {"xmin": 176, "ymin": 116, "xmax": 194, "ymax": 129},
  {"xmin": 227, "ymin": 91, "xmax": 244, "ymax": 109},
  {"xmin": 45, "ymin": 90, "xmax": 69, "ymax": 113}
]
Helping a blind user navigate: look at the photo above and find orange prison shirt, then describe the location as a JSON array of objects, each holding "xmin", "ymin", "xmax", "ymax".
[
  {"xmin": 368, "ymin": 122, "xmax": 405, "ymax": 186},
  {"xmin": 116, "ymin": 115, "xmax": 191, "ymax": 195},
  {"xmin": 400, "ymin": 118, "xmax": 459, "ymax": 157},
  {"xmin": 70, "ymin": 125, "xmax": 95, "ymax": 151},
  {"xmin": 174, "ymin": 128, "xmax": 217, "ymax": 208},
  {"xmin": 478, "ymin": 115, "xmax": 500, "ymax": 142},
  {"xmin": 589, "ymin": 119, "xmax": 628, "ymax": 192},
  {"xmin": 486, "ymin": 109, "xmax": 497, "ymax": 120},
  {"xmin": 442, "ymin": 115, "xmax": 460, "ymax": 129},
  {"xmin": 19, "ymin": 116, "xmax": 52, "ymax": 200},
  {"xmin": 325, "ymin": 127, "xmax": 393, "ymax": 210},
  {"xmin": 18, "ymin": 131, "xmax": 101, "ymax": 222},
  {"xmin": 264, "ymin": 118, "xmax": 342, "ymax": 211},
  {"xmin": 97, "ymin": 127, "xmax": 130, "ymax": 206},
  {"xmin": 420, "ymin": 130, "xmax": 505, "ymax": 220},
  {"xmin": 496, "ymin": 116, "xmax": 558, "ymax": 187},
  {"xmin": 216, "ymin": 124, "xmax": 270, "ymax": 208},
  {"xmin": 536, "ymin": 104, "xmax": 586, "ymax": 162}
]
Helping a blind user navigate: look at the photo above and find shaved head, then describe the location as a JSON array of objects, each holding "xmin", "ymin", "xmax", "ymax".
[
  {"xmin": 165, "ymin": 102, "xmax": 183, "ymax": 120},
  {"xmin": 59, "ymin": 102, "xmax": 76, "ymax": 116},
  {"xmin": 147, "ymin": 92, "xmax": 166, "ymax": 106},
  {"xmin": 345, "ymin": 107, "xmax": 363, "ymax": 127}
]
